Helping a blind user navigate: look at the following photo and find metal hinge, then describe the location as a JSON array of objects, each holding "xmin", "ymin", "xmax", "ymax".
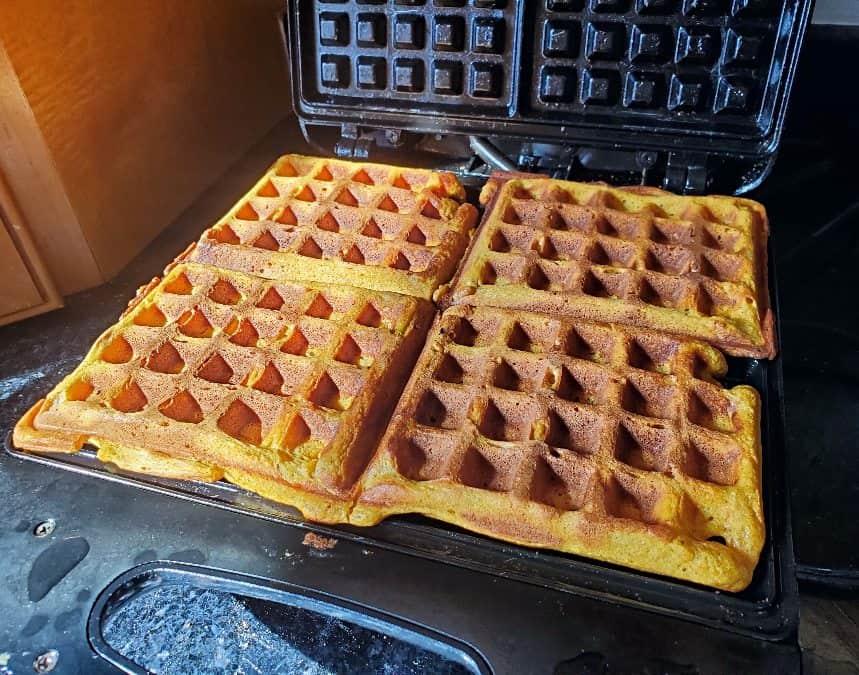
[
  {"xmin": 663, "ymin": 152, "xmax": 709, "ymax": 194},
  {"xmin": 334, "ymin": 124, "xmax": 374, "ymax": 159}
]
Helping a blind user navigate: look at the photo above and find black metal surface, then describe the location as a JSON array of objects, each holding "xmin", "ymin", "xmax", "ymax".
[
  {"xmin": 0, "ymin": 449, "xmax": 802, "ymax": 674},
  {"xmin": 287, "ymin": 0, "xmax": 813, "ymax": 188}
]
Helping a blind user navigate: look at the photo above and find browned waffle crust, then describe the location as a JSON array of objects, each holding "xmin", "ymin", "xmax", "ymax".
[
  {"xmin": 186, "ymin": 154, "xmax": 478, "ymax": 300},
  {"xmin": 14, "ymin": 262, "xmax": 435, "ymax": 522},
  {"xmin": 353, "ymin": 304, "xmax": 765, "ymax": 591},
  {"xmin": 445, "ymin": 174, "xmax": 775, "ymax": 358}
]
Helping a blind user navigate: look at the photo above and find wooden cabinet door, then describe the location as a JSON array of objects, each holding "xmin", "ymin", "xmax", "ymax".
[
  {"xmin": 0, "ymin": 172, "xmax": 61, "ymax": 324},
  {"xmin": 0, "ymin": 211, "xmax": 42, "ymax": 315}
]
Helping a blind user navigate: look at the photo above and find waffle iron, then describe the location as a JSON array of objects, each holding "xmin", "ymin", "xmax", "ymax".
[{"xmin": 1, "ymin": 1, "xmax": 814, "ymax": 672}]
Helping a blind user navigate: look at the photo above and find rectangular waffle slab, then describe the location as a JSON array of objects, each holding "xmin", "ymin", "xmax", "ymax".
[
  {"xmin": 185, "ymin": 154, "xmax": 478, "ymax": 301},
  {"xmin": 446, "ymin": 174, "xmax": 775, "ymax": 358},
  {"xmin": 352, "ymin": 304, "xmax": 765, "ymax": 591},
  {"xmin": 13, "ymin": 262, "xmax": 435, "ymax": 522}
]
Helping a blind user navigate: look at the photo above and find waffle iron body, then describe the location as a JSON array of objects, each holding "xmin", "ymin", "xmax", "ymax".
[
  {"xmin": 288, "ymin": 0, "xmax": 813, "ymax": 195},
  {"xmin": 3, "ymin": 2, "xmax": 813, "ymax": 672},
  {"xmin": 278, "ymin": 0, "xmax": 810, "ymax": 665}
]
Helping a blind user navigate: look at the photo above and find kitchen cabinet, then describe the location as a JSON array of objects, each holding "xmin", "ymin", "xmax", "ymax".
[
  {"xmin": 0, "ymin": 1, "xmax": 291, "ymax": 309},
  {"xmin": 0, "ymin": 173, "xmax": 61, "ymax": 325}
]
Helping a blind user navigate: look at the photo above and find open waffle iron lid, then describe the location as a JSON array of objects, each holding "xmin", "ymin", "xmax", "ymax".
[{"xmin": 285, "ymin": 0, "xmax": 813, "ymax": 195}]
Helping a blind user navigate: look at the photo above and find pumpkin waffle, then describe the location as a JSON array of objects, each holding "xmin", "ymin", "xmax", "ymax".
[
  {"xmin": 445, "ymin": 174, "xmax": 774, "ymax": 358},
  {"xmin": 13, "ymin": 262, "xmax": 435, "ymax": 522},
  {"xmin": 185, "ymin": 154, "xmax": 478, "ymax": 300},
  {"xmin": 352, "ymin": 304, "xmax": 765, "ymax": 591}
]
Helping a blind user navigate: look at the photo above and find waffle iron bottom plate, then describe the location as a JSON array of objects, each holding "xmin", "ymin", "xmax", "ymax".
[
  {"xmin": 5, "ymin": 342, "xmax": 797, "ymax": 642},
  {"xmin": 0, "ymin": 131, "xmax": 799, "ymax": 669}
]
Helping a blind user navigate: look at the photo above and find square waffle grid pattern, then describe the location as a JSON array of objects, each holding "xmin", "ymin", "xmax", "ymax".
[
  {"xmin": 353, "ymin": 304, "xmax": 765, "ymax": 591},
  {"xmin": 188, "ymin": 154, "xmax": 477, "ymax": 300},
  {"xmin": 530, "ymin": 0, "xmax": 780, "ymax": 133},
  {"xmin": 447, "ymin": 176, "xmax": 774, "ymax": 358},
  {"xmin": 15, "ymin": 263, "xmax": 434, "ymax": 522},
  {"xmin": 293, "ymin": 1, "xmax": 800, "ymax": 138},
  {"xmin": 311, "ymin": 1, "xmax": 519, "ymax": 113}
]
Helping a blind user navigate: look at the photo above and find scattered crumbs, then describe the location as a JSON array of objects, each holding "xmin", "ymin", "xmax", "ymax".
[
  {"xmin": 302, "ymin": 532, "xmax": 338, "ymax": 551},
  {"xmin": 0, "ymin": 369, "xmax": 46, "ymax": 402}
]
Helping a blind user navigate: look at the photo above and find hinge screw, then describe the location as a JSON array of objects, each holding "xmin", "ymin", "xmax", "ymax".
[
  {"xmin": 33, "ymin": 520, "xmax": 55, "ymax": 537},
  {"xmin": 635, "ymin": 151, "xmax": 658, "ymax": 169},
  {"xmin": 33, "ymin": 650, "xmax": 58, "ymax": 672}
]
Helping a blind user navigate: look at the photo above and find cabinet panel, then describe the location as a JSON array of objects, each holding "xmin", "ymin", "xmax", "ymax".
[
  {"xmin": 0, "ymin": 171, "xmax": 62, "ymax": 325},
  {"xmin": 0, "ymin": 213, "xmax": 41, "ymax": 316}
]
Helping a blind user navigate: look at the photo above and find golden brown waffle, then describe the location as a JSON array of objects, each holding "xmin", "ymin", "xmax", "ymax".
[
  {"xmin": 445, "ymin": 174, "xmax": 774, "ymax": 358},
  {"xmin": 186, "ymin": 154, "xmax": 478, "ymax": 300},
  {"xmin": 352, "ymin": 304, "xmax": 765, "ymax": 591},
  {"xmin": 14, "ymin": 262, "xmax": 435, "ymax": 522},
  {"xmin": 12, "ymin": 156, "xmax": 770, "ymax": 591}
]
